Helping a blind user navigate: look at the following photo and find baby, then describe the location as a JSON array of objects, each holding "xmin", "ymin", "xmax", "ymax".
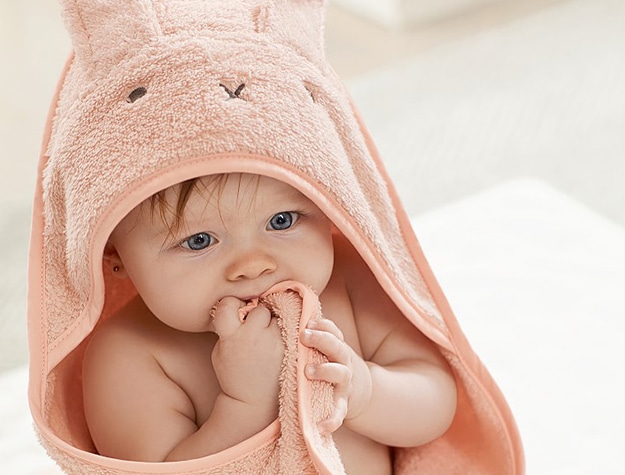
[{"xmin": 83, "ymin": 172, "xmax": 457, "ymax": 474}]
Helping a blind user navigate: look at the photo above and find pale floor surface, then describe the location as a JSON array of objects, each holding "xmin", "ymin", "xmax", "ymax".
[{"xmin": 1, "ymin": 0, "xmax": 623, "ymax": 373}]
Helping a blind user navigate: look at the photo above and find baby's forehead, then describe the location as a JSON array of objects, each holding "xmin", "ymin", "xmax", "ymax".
[
  {"xmin": 182, "ymin": 174, "xmax": 306, "ymax": 202},
  {"xmin": 138, "ymin": 173, "xmax": 311, "ymax": 227}
]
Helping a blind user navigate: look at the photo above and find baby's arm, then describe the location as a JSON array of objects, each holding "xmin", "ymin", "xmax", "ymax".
[
  {"xmin": 302, "ymin": 316, "xmax": 457, "ymax": 446},
  {"xmin": 350, "ymin": 320, "xmax": 456, "ymax": 446},
  {"xmin": 83, "ymin": 299, "xmax": 283, "ymax": 462},
  {"xmin": 302, "ymin": 250, "xmax": 457, "ymax": 447},
  {"xmin": 167, "ymin": 298, "xmax": 284, "ymax": 461},
  {"xmin": 83, "ymin": 318, "xmax": 203, "ymax": 461}
]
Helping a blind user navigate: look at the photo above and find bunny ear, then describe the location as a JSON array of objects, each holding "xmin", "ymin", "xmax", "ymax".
[
  {"xmin": 60, "ymin": 0, "xmax": 329, "ymax": 71},
  {"xmin": 262, "ymin": 0, "xmax": 328, "ymax": 66},
  {"xmin": 59, "ymin": 0, "xmax": 161, "ymax": 71}
]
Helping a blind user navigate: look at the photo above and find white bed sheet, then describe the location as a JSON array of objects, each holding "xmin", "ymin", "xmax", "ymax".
[
  {"xmin": 2, "ymin": 179, "xmax": 624, "ymax": 474},
  {"xmin": 412, "ymin": 179, "xmax": 625, "ymax": 474}
]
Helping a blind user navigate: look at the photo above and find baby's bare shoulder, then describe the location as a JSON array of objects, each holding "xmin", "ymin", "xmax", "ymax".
[
  {"xmin": 88, "ymin": 296, "xmax": 215, "ymax": 358},
  {"xmin": 82, "ymin": 297, "xmax": 218, "ymax": 461},
  {"xmin": 331, "ymin": 234, "xmax": 443, "ymax": 365},
  {"xmin": 85, "ymin": 296, "xmax": 218, "ymax": 400}
]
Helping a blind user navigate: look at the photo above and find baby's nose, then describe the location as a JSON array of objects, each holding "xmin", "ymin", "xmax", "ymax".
[{"xmin": 226, "ymin": 249, "xmax": 277, "ymax": 281}]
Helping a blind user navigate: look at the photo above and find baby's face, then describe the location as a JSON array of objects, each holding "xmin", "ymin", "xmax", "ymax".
[{"xmin": 108, "ymin": 174, "xmax": 334, "ymax": 332}]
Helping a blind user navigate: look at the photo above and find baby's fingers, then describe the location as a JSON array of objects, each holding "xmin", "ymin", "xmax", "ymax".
[
  {"xmin": 306, "ymin": 362, "xmax": 351, "ymax": 435},
  {"xmin": 301, "ymin": 327, "xmax": 350, "ymax": 364},
  {"xmin": 212, "ymin": 297, "xmax": 244, "ymax": 338},
  {"xmin": 244, "ymin": 306, "xmax": 273, "ymax": 329},
  {"xmin": 307, "ymin": 318, "xmax": 343, "ymax": 340},
  {"xmin": 317, "ymin": 396, "xmax": 348, "ymax": 435},
  {"xmin": 305, "ymin": 362, "xmax": 350, "ymax": 386}
]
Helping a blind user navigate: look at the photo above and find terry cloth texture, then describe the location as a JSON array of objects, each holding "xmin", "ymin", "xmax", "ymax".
[{"xmin": 28, "ymin": 0, "xmax": 524, "ymax": 474}]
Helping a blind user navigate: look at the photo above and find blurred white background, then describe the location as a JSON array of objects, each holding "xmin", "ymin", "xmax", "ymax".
[{"xmin": 1, "ymin": 0, "xmax": 624, "ymax": 473}]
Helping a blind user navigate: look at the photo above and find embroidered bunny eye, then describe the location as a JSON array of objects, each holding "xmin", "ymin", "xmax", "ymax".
[
  {"xmin": 181, "ymin": 232, "xmax": 214, "ymax": 251},
  {"xmin": 126, "ymin": 87, "xmax": 147, "ymax": 103}
]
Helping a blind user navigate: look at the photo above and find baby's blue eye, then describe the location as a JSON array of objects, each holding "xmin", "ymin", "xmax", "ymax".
[
  {"xmin": 182, "ymin": 232, "xmax": 214, "ymax": 251},
  {"xmin": 268, "ymin": 212, "xmax": 298, "ymax": 231}
]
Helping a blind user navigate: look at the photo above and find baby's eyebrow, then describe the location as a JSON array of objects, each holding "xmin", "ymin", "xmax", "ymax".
[
  {"xmin": 290, "ymin": 196, "xmax": 319, "ymax": 212},
  {"xmin": 277, "ymin": 188, "xmax": 314, "ymax": 205},
  {"xmin": 146, "ymin": 219, "xmax": 187, "ymax": 245},
  {"xmin": 146, "ymin": 219, "xmax": 174, "ymax": 237},
  {"xmin": 144, "ymin": 210, "xmax": 197, "ymax": 238}
]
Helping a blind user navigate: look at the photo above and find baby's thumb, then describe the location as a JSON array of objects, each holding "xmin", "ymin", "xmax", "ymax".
[{"xmin": 211, "ymin": 297, "xmax": 244, "ymax": 338}]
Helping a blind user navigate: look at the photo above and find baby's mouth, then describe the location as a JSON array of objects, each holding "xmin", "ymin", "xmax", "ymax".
[
  {"xmin": 209, "ymin": 296, "xmax": 261, "ymax": 323},
  {"xmin": 237, "ymin": 298, "xmax": 260, "ymax": 321},
  {"xmin": 238, "ymin": 296, "xmax": 260, "ymax": 303}
]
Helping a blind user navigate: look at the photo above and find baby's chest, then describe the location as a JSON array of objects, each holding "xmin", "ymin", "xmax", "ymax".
[{"xmin": 319, "ymin": 284, "xmax": 364, "ymax": 357}]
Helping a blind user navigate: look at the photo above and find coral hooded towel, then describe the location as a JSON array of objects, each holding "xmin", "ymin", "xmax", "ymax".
[{"xmin": 28, "ymin": 0, "xmax": 524, "ymax": 473}]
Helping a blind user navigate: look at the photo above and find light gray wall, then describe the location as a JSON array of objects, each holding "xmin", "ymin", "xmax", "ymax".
[{"xmin": 331, "ymin": 0, "xmax": 513, "ymax": 29}]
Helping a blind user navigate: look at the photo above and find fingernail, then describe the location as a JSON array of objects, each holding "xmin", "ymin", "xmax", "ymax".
[
  {"xmin": 307, "ymin": 320, "xmax": 317, "ymax": 329},
  {"xmin": 303, "ymin": 329, "xmax": 313, "ymax": 339},
  {"xmin": 306, "ymin": 365, "xmax": 316, "ymax": 377}
]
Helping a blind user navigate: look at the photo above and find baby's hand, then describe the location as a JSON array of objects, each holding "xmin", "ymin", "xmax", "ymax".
[
  {"xmin": 301, "ymin": 318, "xmax": 372, "ymax": 434},
  {"xmin": 211, "ymin": 297, "xmax": 284, "ymax": 406}
]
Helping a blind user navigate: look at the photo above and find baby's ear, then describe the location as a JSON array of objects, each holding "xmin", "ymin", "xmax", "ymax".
[
  {"xmin": 59, "ymin": 0, "xmax": 160, "ymax": 71},
  {"xmin": 102, "ymin": 242, "xmax": 128, "ymax": 279}
]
